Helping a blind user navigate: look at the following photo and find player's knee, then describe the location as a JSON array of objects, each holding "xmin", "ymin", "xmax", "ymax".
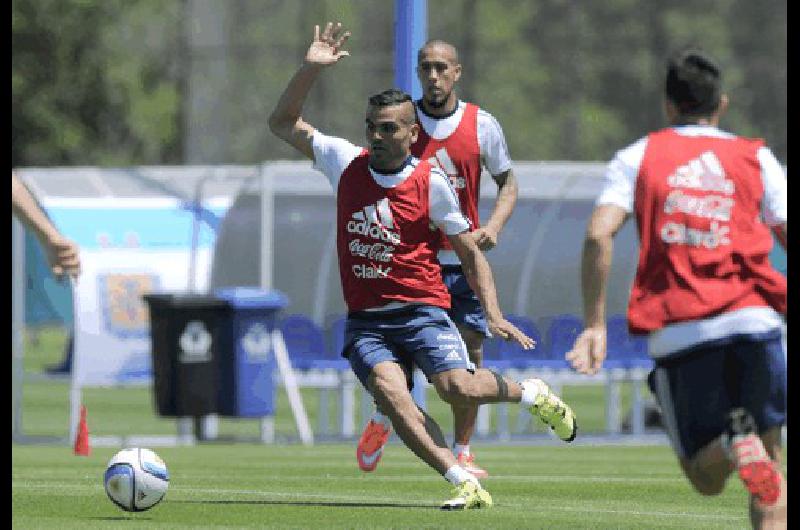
[
  {"xmin": 688, "ymin": 475, "xmax": 726, "ymax": 496},
  {"xmin": 372, "ymin": 376, "xmax": 402, "ymax": 401},
  {"xmin": 683, "ymin": 464, "xmax": 727, "ymax": 496},
  {"xmin": 433, "ymin": 371, "xmax": 476, "ymax": 404},
  {"xmin": 370, "ymin": 366, "xmax": 409, "ymax": 404}
]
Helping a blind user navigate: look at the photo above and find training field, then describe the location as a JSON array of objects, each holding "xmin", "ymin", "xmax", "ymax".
[
  {"xmin": 14, "ymin": 443, "xmax": 761, "ymax": 529},
  {"xmin": 13, "ymin": 327, "xmax": 783, "ymax": 528}
]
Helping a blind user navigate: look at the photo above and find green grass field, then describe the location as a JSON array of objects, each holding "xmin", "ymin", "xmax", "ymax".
[
  {"xmin": 14, "ymin": 444, "xmax": 756, "ymax": 529},
  {"xmin": 12, "ymin": 326, "xmax": 781, "ymax": 528}
]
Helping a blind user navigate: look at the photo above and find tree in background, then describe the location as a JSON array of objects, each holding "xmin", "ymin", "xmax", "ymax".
[
  {"xmin": 12, "ymin": 0, "xmax": 183, "ymax": 167},
  {"xmin": 11, "ymin": 0, "xmax": 786, "ymax": 167}
]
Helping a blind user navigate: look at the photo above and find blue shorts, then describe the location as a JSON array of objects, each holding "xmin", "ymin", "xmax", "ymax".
[
  {"xmin": 343, "ymin": 305, "xmax": 476, "ymax": 390},
  {"xmin": 647, "ymin": 330, "xmax": 786, "ymax": 460},
  {"xmin": 441, "ymin": 266, "xmax": 490, "ymax": 337}
]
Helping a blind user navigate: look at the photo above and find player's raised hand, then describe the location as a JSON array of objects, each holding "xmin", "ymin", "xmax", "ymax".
[
  {"xmin": 305, "ymin": 22, "xmax": 351, "ymax": 66},
  {"xmin": 488, "ymin": 318, "xmax": 536, "ymax": 350},
  {"xmin": 566, "ymin": 326, "xmax": 607, "ymax": 375}
]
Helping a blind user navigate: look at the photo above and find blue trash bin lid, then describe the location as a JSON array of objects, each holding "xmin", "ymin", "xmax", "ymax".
[{"xmin": 213, "ymin": 287, "xmax": 289, "ymax": 310}]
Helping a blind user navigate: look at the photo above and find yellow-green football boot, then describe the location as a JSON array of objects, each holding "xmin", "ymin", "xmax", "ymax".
[
  {"xmin": 523, "ymin": 378, "xmax": 577, "ymax": 442},
  {"xmin": 440, "ymin": 481, "xmax": 493, "ymax": 510}
]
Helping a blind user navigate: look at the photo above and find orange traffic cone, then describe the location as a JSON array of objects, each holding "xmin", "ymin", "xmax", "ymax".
[{"xmin": 73, "ymin": 405, "xmax": 91, "ymax": 456}]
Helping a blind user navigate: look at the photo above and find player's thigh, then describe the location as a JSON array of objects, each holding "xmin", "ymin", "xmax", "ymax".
[
  {"xmin": 443, "ymin": 268, "xmax": 490, "ymax": 341},
  {"xmin": 648, "ymin": 345, "xmax": 732, "ymax": 461},
  {"xmin": 392, "ymin": 305, "xmax": 475, "ymax": 382},
  {"xmin": 457, "ymin": 325, "xmax": 486, "ymax": 365},
  {"xmin": 733, "ymin": 333, "xmax": 787, "ymax": 437},
  {"xmin": 345, "ymin": 327, "xmax": 404, "ymax": 391},
  {"xmin": 367, "ymin": 360, "xmax": 414, "ymax": 405}
]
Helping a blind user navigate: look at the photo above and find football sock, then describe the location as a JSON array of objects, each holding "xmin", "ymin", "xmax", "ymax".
[
  {"xmin": 372, "ymin": 411, "xmax": 392, "ymax": 429},
  {"xmin": 444, "ymin": 465, "xmax": 479, "ymax": 487},
  {"xmin": 520, "ymin": 380, "xmax": 543, "ymax": 408},
  {"xmin": 453, "ymin": 444, "xmax": 470, "ymax": 457}
]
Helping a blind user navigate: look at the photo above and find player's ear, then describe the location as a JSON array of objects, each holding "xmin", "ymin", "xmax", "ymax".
[
  {"xmin": 663, "ymin": 98, "xmax": 678, "ymax": 123},
  {"xmin": 716, "ymin": 93, "xmax": 729, "ymax": 119},
  {"xmin": 453, "ymin": 63, "xmax": 462, "ymax": 83}
]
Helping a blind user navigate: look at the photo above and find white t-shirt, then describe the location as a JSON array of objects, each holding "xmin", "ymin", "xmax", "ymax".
[
  {"xmin": 416, "ymin": 100, "xmax": 513, "ymax": 176},
  {"xmin": 417, "ymin": 100, "xmax": 513, "ymax": 264},
  {"xmin": 311, "ymin": 131, "xmax": 471, "ymax": 237},
  {"xmin": 595, "ymin": 125, "xmax": 787, "ymax": 357}
]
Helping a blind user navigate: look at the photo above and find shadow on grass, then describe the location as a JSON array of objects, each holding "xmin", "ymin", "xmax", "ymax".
[
  {"xmin": 88, "ymin": 517, "xmax": 152, "ymax": 521},
  {"xmin": 173, "ymin": 499, "xmax": 432, "ymax": 509}
]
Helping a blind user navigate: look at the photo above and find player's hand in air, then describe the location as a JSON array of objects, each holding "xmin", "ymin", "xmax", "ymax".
[
  {"xmin": 305, "ymin": 22, "xmax": 351, "ymax": 67},
  {"xmin": 566, "ymin": 326, "xmax": 607, "ymax": 375},
  {"xmin": 44, "ymin": 234, "xmax": 81, "ymax": 280},
  {"xmin": 472, "ymin": 226, "xmax": 499, "ymax": 251},
  {"xmin": 487, "ymin": 317, "xmax": 535, "ymax": 350}
]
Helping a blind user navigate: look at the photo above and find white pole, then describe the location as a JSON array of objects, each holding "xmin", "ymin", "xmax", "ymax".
[
  {"xmin": 68, "ymin": 379, "xmax": 82, "ymax": 446},
  {"xmin": 271, "ymin": 329, "xmax": 314, "ymax": 445},
  {"xmin": 259, "ymin": 163, "xmax": 279, "ymax": 441},
  {"xmin": 259, "ymin": 163, "xmax": 274, "ymax": 291},
  {"xmin": 12, "ymin": 219, "xmax": 26, "ymax": 441}
]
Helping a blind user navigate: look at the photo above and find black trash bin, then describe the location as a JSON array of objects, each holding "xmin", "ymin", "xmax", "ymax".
[
  {"xmin": 143, "ymin": 288, "xmax": 289, "ymax": 419},
  {"xmin": 144, "ymin": 294, "xmax": 229, "ymax": 417}
]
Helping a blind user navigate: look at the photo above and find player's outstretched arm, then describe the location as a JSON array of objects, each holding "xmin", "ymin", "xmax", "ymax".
[
  {"xmin": 473, "ymin": 169, "xmax": 518, "ymax": 251},
  {"xmin": 449, "ymin": 230, "xmax": 534, "ymax": 350},
  {"xmin": 566, "ymin": 204, "xmax": 628, "ymax": 375},
  {"xmin": 268, "ymin": 22, "xmax": 351, "ymax": 159},
  {"xmin": 12, "ymin": 171, "xmax": 81, "ymax": 280}
]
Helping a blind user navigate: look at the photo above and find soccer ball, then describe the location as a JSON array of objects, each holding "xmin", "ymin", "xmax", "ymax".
[{"xmin": 104, "ymin": 448, "xmax": 169, "ymax": 512}]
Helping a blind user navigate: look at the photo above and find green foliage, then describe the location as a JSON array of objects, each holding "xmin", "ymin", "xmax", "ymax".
[
  {"xmin": 12, "ymin": 0, "xmax": 786, "ymax": 166},
  {"xmin": 12, "ymin": 0, "xmax": 182, "ymax": 167}
]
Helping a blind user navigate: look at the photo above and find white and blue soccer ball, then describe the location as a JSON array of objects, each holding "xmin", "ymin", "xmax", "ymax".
[{"xmin": 104, "ymin": 448, "xmax": 169, "ymax": 512}]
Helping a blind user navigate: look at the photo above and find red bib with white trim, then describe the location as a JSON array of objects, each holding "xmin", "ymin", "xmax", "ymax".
[
  {"xmin": 337, "ymin": 152, "xmax": 451, "ymax": 312},
  {"xmin": 628, "ymin": 128, "xmax": 786, "ymax": 333}
]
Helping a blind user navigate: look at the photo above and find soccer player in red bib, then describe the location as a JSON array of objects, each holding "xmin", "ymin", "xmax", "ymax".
[
  {"xmin": 566, "ymin": 49, "xmax": 786, "ymax": 528},
  {"xmin": 357, "ymin": 40, "xmax": 518, "ymax": 479},
  {"xmin": 270, "ymin": 22, "xmax": 577, "ymax": 509}
]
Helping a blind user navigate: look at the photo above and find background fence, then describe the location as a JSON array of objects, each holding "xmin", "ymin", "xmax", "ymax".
[{"xmin": 12, "ymin": 162, "xmax": 786, "ymax": 445}]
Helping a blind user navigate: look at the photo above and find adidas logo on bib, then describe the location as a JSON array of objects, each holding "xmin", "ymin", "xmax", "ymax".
[{"xmin": 347, "ymin": 198, "xmax": 401, "ymax": 244}]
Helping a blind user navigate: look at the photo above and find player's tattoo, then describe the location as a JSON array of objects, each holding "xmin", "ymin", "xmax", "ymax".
[{"xmin": 489, "ymin": 370, "xmax": 508, "ymax": 400}]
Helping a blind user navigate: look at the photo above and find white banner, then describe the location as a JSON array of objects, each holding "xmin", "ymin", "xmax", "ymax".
[
  {"xmin": 72, "ymin": 249, "xmax": 215, "ymax": 386},
  {"xmin": 44, "ymin": 198, "xmax": 229, "ymax": 387}
]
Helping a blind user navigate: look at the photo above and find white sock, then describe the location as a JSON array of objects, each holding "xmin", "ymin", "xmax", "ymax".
[
  {"xmin": 444, "ymin": 465, "xmax": 479, "ymax": 487},
  {"xmin": 520, "ymin": 379, "xmax": 543, "ymax": 408},
  {"xmin": 372, "ymin": 411, "xmax": 392, "ymax": 429},
  {"xmin": 721, "ymin": 432, "xmax": 769, "ymax": 467},
  {"xmin": 453, "ymin": 444, "xmax": 470, "ymax": 457}
]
